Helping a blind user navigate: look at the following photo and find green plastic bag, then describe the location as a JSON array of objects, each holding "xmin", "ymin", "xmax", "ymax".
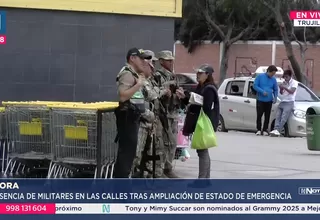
[{"xmin": 191, "ymin": 109, "xmax": 217, "ymax": 150}]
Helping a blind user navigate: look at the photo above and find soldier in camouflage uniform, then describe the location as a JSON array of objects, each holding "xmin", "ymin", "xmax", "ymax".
[
  {"xmin": 132, "ymin": 50, "xmax": 167, "ymax": 178},
  {"xmin": 145, "ymin": 50, "xmax": 171, "ymax": 178},
  {"xmin": 154, "ymin": 50, "xmax": 185, "ymax": 178},
  {"xmin": 114, "ymin": 48, "xmax": 151, "ymax": 178}
]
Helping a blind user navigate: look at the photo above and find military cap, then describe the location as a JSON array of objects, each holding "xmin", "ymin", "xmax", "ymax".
[
  {"xmin": 194, "ymin": 64, "xmax": 214, "ymax": 74},
  {"xmin": 157, "ymin": 50, "xmax": 174, "ymax": 60},
  {"xmin": 126, "ymin": 48, "xmax": 152, "ymax": 61},
  {"xmin": 144, "ymin": 50, "xmax": 158, "ymax": 61},
  {"xmin": 146, "ymin": 59, "xmax": 154, "ymax": 68}
]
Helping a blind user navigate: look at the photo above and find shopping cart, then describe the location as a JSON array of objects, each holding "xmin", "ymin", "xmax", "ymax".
[
  {"xmin": 2, "ymin": 103, "xmax": 53, "ymax": 178},
  {"xmin": 47, "ymin": 102, "xmax": 118, "ymax": 179},
  {"xmin": 0, "ymin": 107, "xmax": 8, "ymax": 174}
]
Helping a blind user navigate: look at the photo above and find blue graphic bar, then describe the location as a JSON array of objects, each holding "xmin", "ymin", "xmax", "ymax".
[
  {"xmin": 1, "ymin": 179, "xmax": 320, "ymax": 219},
  {"xmin": 0, "ymin": 11, "xmax": 6, "ymax": 34}
]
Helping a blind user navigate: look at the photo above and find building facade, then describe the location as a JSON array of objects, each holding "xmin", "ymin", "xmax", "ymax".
[
  {"xmin": 0, "ymin": 0, "xmax": 181, "ymax": 101},
  {"xmin": 174, "ymin": 41, "xmax": 320, "ymax": 91}
]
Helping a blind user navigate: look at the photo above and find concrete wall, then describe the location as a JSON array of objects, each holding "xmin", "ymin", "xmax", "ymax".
[
  {"xmin": 0, "ymin": 8, "xmax": 174, "ymax": 101},
  {"xmin": 174, "ymin": 41, "xmax": 320, "ymax": 91}
]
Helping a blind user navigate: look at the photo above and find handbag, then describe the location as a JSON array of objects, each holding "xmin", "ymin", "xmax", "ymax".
[
  {"xmin": 191, "ymin": 109, "xmax": 217, "ymax": 150},
  {"xmin": 182, "ymin": 106, "xmax": 199, "ymax": 136}
]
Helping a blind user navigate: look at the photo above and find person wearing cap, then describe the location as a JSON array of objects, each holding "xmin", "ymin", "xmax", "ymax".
[
  {"xmin": 133, "ymin": 50, "xmax": 169, "ymax": 178},
  {"xmin": 253, "ymin": 65, "xmax": 279, "ymax": 136},
  {"xmin": 154, "ymin": 50, "xmax": 185, "ymax": 178},
  {"xmin": 131, "ymin": 51, "xmax": 162, "ymax": 177},
  {"xmin": 144, "ymin": 50, "xmax": 158, "ymax": 69},
  {"xmin": 114, "ymin": 48, "xmax": 152, "ymax": 178},
  {"xmin": 183, "ymin": 64, "xmax": 219, "ymax": 182}
]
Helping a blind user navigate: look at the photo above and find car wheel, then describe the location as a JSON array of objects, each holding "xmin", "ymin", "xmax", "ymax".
[
  {"xmin": 218, "ymin": 115, "xmax": 228, "ymax": 132},
  {"xmin": 282, "ymin": 123, "xmax": 289, "ymax": 137}
]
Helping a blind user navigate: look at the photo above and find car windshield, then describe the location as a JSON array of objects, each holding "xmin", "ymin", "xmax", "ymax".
[
  {"xmin": 189, "ymin": 75, "xmax": 197, "ymax": 82},
  {"xmin": 177, "ymin": 74, "xmax": 197, "ymax": 83},
  {"xmin": 278, "ymin": 82, "xmax": 320, "ymax": 102},
  {"xmin": 182, "ymin": 74, "xmax": 197, "ymax": 82}
]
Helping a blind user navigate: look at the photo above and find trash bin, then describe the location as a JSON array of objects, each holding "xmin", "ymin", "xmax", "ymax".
[{"xmin": 306, "ymin": 106, "xmax": 320, "ymax": 151}]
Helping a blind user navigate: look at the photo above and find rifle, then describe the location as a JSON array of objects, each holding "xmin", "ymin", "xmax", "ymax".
[{"xmin": 139, "ymin": 118, "xmax": 160, "ymax": 178}]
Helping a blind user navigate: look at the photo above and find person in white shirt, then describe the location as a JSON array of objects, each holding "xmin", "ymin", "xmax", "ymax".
[{"xmin": 270, "ymin": 69, "xmax": 298, "ymax": 136}]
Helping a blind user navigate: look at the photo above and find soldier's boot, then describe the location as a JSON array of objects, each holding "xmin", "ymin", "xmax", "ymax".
[
  {"xmin": 164, "ymin": 169, "xmax": 179, "ymax": 178},
  {"xmin": 153, "ymin": 168, "xmax": 168, "ymax": 179},
  {"xmin": 131, "ymin": 172, "xmax": 141, "ymax": 178},
  {"xmin": 154, "ymin": 174, "xmax": 168, "ymax": 179},
  {"xmin": 131, "ymin": 167, "xmax": 142, "ymax": 178}
]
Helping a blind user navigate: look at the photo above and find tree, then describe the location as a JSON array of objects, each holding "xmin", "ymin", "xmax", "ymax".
[
  {"xmin": 179, "ymin": 0, "xmax": 271, "ymax": 84},
  {"xmin": 178, "ymin": 0, "xmax": 211, "ymax": 52},
  {"xmin": 261, "ymin": 0, "xmax": 320, "ymax": 85},
  {"xmin": 292, "ymin": 26, "xmax": 309, "ymax": 85}
]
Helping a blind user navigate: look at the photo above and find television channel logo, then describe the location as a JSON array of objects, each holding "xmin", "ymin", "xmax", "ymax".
[
  {"xmin": 0, "ymin": 11, "xmax": 6, "ymax": 45},
  {"xmin": 299, "ymin": 187, "xmax": 320, "ymax": 195},
  {"xmin": 102, "ymin": 204, "xmax": 110, "ymax": 213}
]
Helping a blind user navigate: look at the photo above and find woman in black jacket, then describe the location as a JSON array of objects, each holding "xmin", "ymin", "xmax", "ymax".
[{"xmin": 183, "ymin": 64, "xmax": 220, "ymax": 179}]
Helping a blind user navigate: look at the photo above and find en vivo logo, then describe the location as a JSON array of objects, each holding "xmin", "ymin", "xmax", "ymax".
[{"xmin": 290, "ymin": 10, "xmax": 320, "ymax": 27}]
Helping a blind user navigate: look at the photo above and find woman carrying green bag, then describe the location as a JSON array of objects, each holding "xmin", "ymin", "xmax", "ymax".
[{"xmin": 182, "ymin": 64, "xmax": 220, "ymax": 180}]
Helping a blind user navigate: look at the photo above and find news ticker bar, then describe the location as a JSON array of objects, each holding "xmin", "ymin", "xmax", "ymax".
[{"xmin": 1, "ymin": 203, "xmax": 320, "ymax": 214}]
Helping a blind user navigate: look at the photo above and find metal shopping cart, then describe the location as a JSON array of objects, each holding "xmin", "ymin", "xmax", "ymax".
[
  {"xmin": 47, "ymin": 103, "xmax": 118, "ymax": 179},
  {"xmin": 3, "ymin": 104, "xmax": 52, "ymax": 177}
]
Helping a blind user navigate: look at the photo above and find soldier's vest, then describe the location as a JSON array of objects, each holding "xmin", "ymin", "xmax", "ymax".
[
  {"xmin": 156, "ymin": 70, "xmax": 175, "ymax": 84},
  {"xmin": 116, "ymin": 67, "xmax": 145, "ymax": 114}
]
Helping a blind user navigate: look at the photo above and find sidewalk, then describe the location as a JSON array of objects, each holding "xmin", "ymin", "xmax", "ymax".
[{"xmin": 175, "ymin": 131, "xmax": 319, "ymax": 179}]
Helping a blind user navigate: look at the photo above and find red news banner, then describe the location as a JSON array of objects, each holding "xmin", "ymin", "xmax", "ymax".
[
  {"xmin": 0, "ymin": 204, "xmax": 55, "ymax": 214},
  {"xmin": 290, "ymin": 10, "xmax": 320, "ymax": 27}
]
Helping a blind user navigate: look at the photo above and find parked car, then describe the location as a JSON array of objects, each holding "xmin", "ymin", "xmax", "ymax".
[
  {"xmin": 218, "ymin": 72, "xmax": 320, "ymax": 137},
  {"xmin": 175, "ymin": 73, "xmax": 198, "ymax": 93}
]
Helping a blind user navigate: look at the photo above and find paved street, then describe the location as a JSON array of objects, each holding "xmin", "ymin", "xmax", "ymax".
[{"xmin": 175, "ymin": 131, "xmax": 320, "ymax": 179}]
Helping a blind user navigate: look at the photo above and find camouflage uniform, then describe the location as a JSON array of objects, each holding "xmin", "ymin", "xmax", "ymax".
[
  {"xmin": 114, "ymin": 64, "xmax": 144, "ymax": 178},
  {"xmin": 132, "ymin": 79, "xmax": 156, "ymax": 176},
  {"xmin": 133, "ymin": 50, "xmax": 166, "ymax": 178},
  {"xmin": 114, "ymin": 48, "xmax": 153, "ymax": 178},
  {"xmin": 154, "ymin": 50, "xmax": 180, "ymax": 178},
  {"xmin": 141, "ymin": 79, "xmax": 167, "ymax": 178}
]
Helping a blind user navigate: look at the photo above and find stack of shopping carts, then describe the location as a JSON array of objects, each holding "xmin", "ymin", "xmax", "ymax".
[
  {"xmin": 4, "ymin": 104, "xmax": 51, "ymax": 177},
  {"xmin": 48, "ymin": 102, "xmax": 118, "ymax": 179},
  {"xmin": 1, "ymin": 101, "xmax": 118, "ymax": 179},
  {"xmin": 0, "ymin": 100, "xmax": 188, "ymax": 179}
]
